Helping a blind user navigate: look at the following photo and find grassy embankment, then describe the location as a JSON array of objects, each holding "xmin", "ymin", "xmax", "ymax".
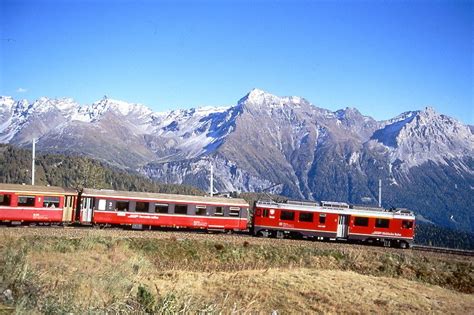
[{"xmin": 0, "ymin": 232, "xmax": 473, "ymax": 313}]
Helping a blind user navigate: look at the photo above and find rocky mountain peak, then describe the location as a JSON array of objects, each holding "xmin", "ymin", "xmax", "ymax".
[
  {"xmin": 412, "ymin": 107, "xmax": 472, "ymax": 139},
  {"xmin": 247, "ymin": 88, "xmax": 267, "ymax": 98},
  {"xmin": 370, "ymin": 105, "xmax": 474, "ymax": 169},
  {"xmin": 239, "ymin": 88, "xmax": 278, "ymax": 105},
  {"xmin": 0, "ymin": 96, "xmax": 15, "ymax": 104},
  {"xmin": 74, "ymin": 97, "xmax": 153, "ymax": 123},
  {"xmin": 422, "ymin": 106, "xmax": 437, "ymax": 115},
  {"xmin": 0, "ymin": 96, "xmax": 16, "ymax": 111},
  {"xmin": 238, "ymin": 89, "xmax": 309, "ymax": 114},
  {"xmin": 335, "ymin": 107, "xmax": 367, "ymax": 121},
  {"xmin": 330, "ymin": 107, "xmax": 379, "ymax": 141},
  {"xmin": 33, "ymin": 97, "xmax": 77, "ymax": 114}
]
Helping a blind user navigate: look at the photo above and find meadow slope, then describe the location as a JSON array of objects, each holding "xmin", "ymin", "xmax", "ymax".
[{"xmin": 0, "ymin": 228, "xmax": 472, "ymax": 313}]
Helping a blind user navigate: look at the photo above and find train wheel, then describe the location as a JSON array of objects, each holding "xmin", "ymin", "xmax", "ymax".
[
  {"xmin": 258, "ymin": 230, "xmax": 270, "ymax": 238},
  {"xmin": 399, "ymin": 241, "xmax": 408, "ymax": 249}
]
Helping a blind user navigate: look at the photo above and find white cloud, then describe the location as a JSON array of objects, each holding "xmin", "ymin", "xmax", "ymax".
[{"xmin": 16, "ymin": 87, "xmax": 27, "ymax": 93}]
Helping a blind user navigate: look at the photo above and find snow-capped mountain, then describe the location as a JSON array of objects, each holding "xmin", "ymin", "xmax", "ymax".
[
  {"xmin": 0, "ymin": 95, "xmax": 241, "ymax": 166},
  {"xmin": 1, "ymin": 90, "xmax": 473, "ymax": 232},
  {"xmin": 373, "ymin": 107, "xmax": 473, "ymax": 168},
  {"xmin": 71, "ymin": 96, "xmax": 153, "ymax": 123},
  {"xmin": 0, "ymin": 96, "xmax": 78, "ymax": 143}
]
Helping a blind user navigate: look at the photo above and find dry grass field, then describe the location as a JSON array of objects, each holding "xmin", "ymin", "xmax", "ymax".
[{"xmin": 0, "ymin": 227, "xmax": 473, "ymax": 313}]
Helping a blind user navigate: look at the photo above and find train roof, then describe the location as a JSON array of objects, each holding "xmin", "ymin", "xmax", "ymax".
[
  {"xmin": 82, "ymin": 188, "xmax": 249, "ymax": 207},
  {"xmin": 0, "ymin": 183, "xmax": 77, "ymax": 195}
]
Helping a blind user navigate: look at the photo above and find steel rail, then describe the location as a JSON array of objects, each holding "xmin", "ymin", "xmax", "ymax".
[{"xmin": 411, "ymin": 244, "xmax": 474, "ymax": 257}]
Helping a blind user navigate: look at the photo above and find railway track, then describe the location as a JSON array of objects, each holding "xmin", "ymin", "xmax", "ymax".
[{"xmin": 411, "ymin": 244, "xmax": 474, "ymax": 257}]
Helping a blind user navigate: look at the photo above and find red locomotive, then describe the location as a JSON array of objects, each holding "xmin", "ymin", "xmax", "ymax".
[
  {"xmin": 253, "ymin": 200, "xmax": 415, "ymax": 248},
  {"xmin": 0, "ymin": 183, "xmax": 415, "ymax": 248}
]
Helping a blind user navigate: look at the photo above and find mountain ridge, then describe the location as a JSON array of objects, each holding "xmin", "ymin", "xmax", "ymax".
[{"xmin": 1, "ymin": 90, "xmax": 473, "ymax": 232}]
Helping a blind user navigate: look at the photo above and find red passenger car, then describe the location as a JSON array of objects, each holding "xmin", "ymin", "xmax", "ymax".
[
  {"xmin": 79, "ymin": 188, "xmax": 249, "ymax": 232},
  {"xmin": 253, "ymin": 200, "xmax": 415, "ymax": 248},
  {"xmin": 0, "ymin": 183, "xmax": 77, "ymax": 224}
]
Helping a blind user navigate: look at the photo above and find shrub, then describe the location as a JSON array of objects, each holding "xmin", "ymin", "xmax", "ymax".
[{"xmin": 137, "ymin": 285, "xmax": 155, "ymax": 313}]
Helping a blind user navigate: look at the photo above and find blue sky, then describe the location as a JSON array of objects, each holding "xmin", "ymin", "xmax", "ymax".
[{"xmin": 1, "ymin": 0, "xmax": 472, "ymax": 124}]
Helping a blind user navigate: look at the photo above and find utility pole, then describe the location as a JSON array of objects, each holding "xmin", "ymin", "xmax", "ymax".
[
  {"xmin": 210, "ymin": 163, "xmax": 214, "ymax": 197},
  {"xmin": 32, "ymin": 138, "xmax": 36, "ymax": 185},
  {"xmin": 378, "ymin": 179, "xmax": 382, "ymax": 208}
]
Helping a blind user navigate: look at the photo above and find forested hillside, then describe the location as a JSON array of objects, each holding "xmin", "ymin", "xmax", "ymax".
[
  {"xmin": 415, "ymin": 223, "xmax": 474, "ymax": 250},
  {"xmin": 0, "ymin": 144, "xmax": 204, "ymax": 195}
]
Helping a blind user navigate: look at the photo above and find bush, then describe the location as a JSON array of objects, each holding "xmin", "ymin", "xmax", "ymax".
[{"xmin": 137, "ymin": 285, "xmax": 155, "ymax": 313}]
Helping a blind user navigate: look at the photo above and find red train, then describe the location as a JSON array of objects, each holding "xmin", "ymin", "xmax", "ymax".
[
  {"xmin": 0, "ymin": 184, "xmax": 248, "ymax": 232},
  {"xmin": 0, "ymin": 184, "xmax": 77, "ymax": 224},
  {"xmin": 79, "ymin": 188, "xmax": 248, "ymax": 231},
  {"xmin": 0, "ymin": 183, "xmax": 415, "ymax": 248},
  {"xmin": 253, "ymin": 200, "xmax": 415, "ymax": 248}
]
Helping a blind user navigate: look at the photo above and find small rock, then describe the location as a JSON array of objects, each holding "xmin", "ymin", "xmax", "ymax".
[{"xmin": 3, "ymin": 289, "xmax": 13, "ymax": 302}]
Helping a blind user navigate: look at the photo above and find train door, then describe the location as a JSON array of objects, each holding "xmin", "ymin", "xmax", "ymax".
[
  {"xmin": 62, "ymin": 195, "xmax": 75, "ymax": 222},
  {"xmin": 336, "ymin": 215, "xmax": 349, "ymax": 238},
  {"xmin": 240, "ymin": 207, "xmax": 249, "ymax": 231},
  {"xmin": 81, "ymin": 197, "xmax": 94, "ymax": 224}
]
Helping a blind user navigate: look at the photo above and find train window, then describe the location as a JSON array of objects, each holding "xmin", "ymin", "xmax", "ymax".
[
  {"xmin": 299, "ymin": 212, "xmax": 313, "ymax": 222},
  {"xmin": 319, "ymin": 214, "xmax": 326, "ymax": 224},
  {"xmin": 136, "ymin": 202, "xmax": 149, "ymax": 213},
  {"xmin": 196, "ymin": 205, "xmax": 207, "ymax": 216},
  {"xmin": 0, "ymin": 194, "xmax": 11, "ymax": 206},
  {"xmin": 18, "ymin": 196, "xmax": 35, "ymax": 207},
  {"xmin": 43, "ymin": 196, "xmax": 60, "ymax": 208},
  {"xmin": 155, "ymin": 203, "xmax": 169, "ymax": 213},
  {"xmin": 402, "ymin": 220, "xmax": 413, "ymax": 229},
  {"xmin": 229, "ymin": 207, "xmax": 240, "ymax": 217},
  {"xmin": 262, "ymin": 209, "xmax": 269, "ymax": 217},
  {"xmin": 375, "ymin": 218, "xmax": 390, "ymax": 228},
  {"xmin": 354, "ymin": 217, "xmax": 369, "ymax": 227},
  {"xmin": 175, "ymin": 204, "xmax": 188, "ymax": 215},
  {"xmin": 116, "ymin": 201, "xmax": 129, "ymax": 211},
  {"xmin": 214, "ymin": 207, "xmax": 224, "ymax": 216},
  {"xmin": 280, "ymin": 211, "xmax": 295, "ymax": 221},
  {"xmin": 97, "ymin": 199, "xmax": 107, "ymax": 211}
]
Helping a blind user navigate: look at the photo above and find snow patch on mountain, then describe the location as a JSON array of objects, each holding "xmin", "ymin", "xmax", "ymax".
[
  {"xmin": 151, "ymin": 105, "xmax": 240, "ymax": 159},
  {"xmin": 70, "ymin": 97, "xmax": 153, "ymax": 123},
  {"xmin": 348, "ymin": 151, "xmax": 360, "ymax": 165},
  {"xmin": 240, "ymin": 88, "xmax": 306, "ymax": 109},
  {"xmin": 0, "ymin": 96, "xmax": 16, "ymax": 111}
]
